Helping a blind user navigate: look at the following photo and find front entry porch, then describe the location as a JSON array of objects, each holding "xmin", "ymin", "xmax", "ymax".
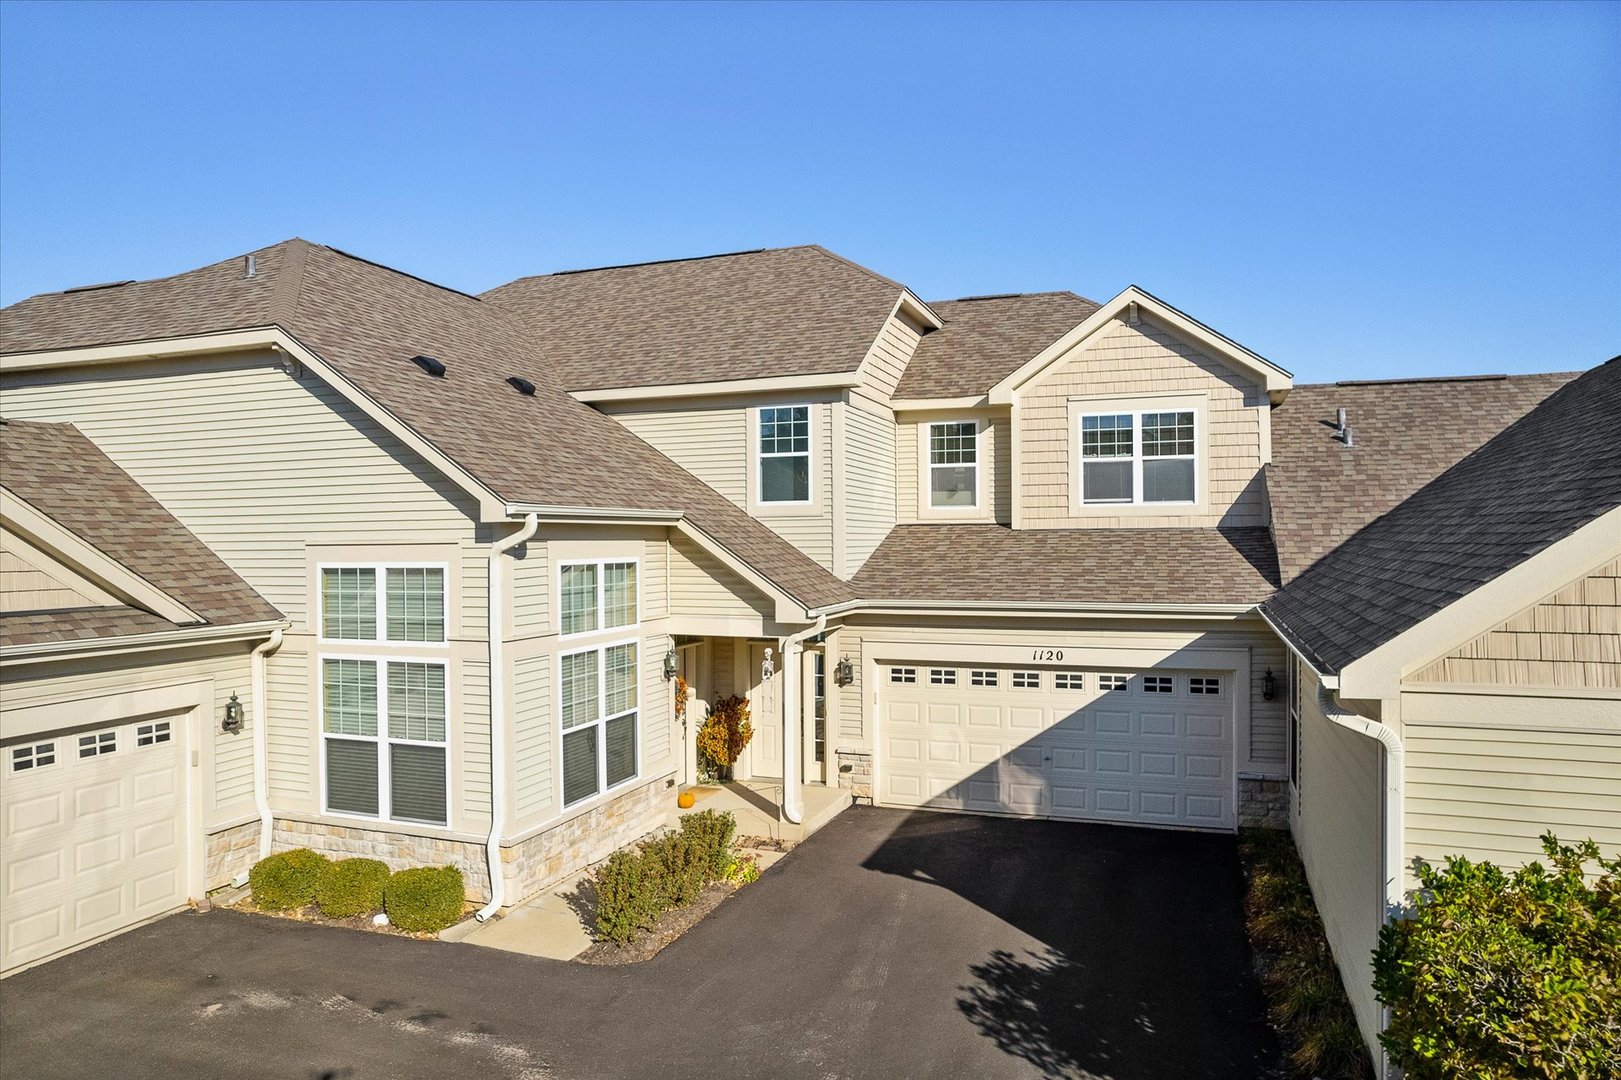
[{"xmin": 671, "ymin": 779, "xmax": 851, "ymax": 842}]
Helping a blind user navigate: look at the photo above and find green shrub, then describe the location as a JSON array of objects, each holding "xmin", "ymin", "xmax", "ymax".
[
  {"xmin": 315, "ymin": 858, "xmax": 392, "ymax": 919},
  {"xmin": 1373, "ymin": 833, "xmax": 1621, "ymax": 1079},
  {"xmin": 593, "ymin": 811, "xmax": 741, "ymax": 943},
  {"xmin": 249, "ymin": 847, "xmax": 329, "ymax": 911},
  {"xmin": 384, "ymin": 865, "xmax": 465, "ymax": 932}
]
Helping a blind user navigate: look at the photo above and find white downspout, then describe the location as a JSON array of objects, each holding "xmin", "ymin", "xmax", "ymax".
[
  {"xmin": 476, "ymin": 513, "xmax": 540, "ymax": 923},
  {"xmin": 779, "ymin": 615, "xmax": 827, "ymax": 825},
  {"xmin": 252, "ymin": 628, "xmax": 285, "ymax": 859}
]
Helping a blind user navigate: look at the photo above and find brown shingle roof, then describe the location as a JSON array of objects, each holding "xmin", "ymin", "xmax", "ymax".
[
  {"xmin": 852, "ymin": 524, "xmax": 1279, "ymax": 606},
  {"xmin": 0, "ymin": 240, "xmax": 855, "ymax": 611},
  {"xmin": 1264, "ymin": 358, "xmax": 1621, "ymax": 675},
  {"xmin": 480, "ymin": 246, "xmax": 905, "ymax": 392},
  {"xmin": 0, "ymin": 419, "xmax": 284, "ymax": 646},
  {"xmin": 893, "ymin": 292, "xmax": 1100, "ymax": 400},
  {"xmin": 1267, "ymin": 372, "xmax": 1577, "ymax": 583}
]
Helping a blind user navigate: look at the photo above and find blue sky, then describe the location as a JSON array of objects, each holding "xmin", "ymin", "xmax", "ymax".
[{"xmin": 1, "ymin": 1, "xmax": 1615, "ymax": 382}]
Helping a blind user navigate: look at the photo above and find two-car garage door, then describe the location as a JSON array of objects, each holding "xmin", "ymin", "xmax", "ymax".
[
  {"xmin": 880, "ymin": 662, "xmax": 1236, "ymax": 830},
  {"xmin": 1, "ymin": 715, "xmax": 189, "ymax": 974}
]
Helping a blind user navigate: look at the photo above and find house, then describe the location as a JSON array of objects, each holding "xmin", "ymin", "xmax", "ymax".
[{"xmin": 0, "ymin": 238, "xmax": 1613, "ymax": 1075}]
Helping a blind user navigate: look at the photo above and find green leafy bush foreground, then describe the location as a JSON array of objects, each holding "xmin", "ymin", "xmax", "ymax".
[
  {"xmin": 249, "ymin": 848, "xmax": 330, "ymax": 911},
  {"xmin": 384, "ymin": 866, "xmax": 466, "ymax": 932},
  {"xmin": 1373, "ymin": 834, "xmax": 1620, "ymax": 1080},
  {"xmin": 594, "ymin": 810, "xmax": 739, "ymax": 944},
  {"xmin": 314, "ymin": 857, "xmax": 392, "ymax": 919},
  {"xmin": 1239, "ymin": 829, "xmax": 1372, "ymax": 1079}
]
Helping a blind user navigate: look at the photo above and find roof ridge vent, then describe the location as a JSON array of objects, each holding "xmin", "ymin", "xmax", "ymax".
[
  {"xmin": 62, "ymin": 280, "xmax": 135, "ymax": 294},
  {"xmin": 411, "ymin": 355, "xmax": 447, "ymax": 378}
]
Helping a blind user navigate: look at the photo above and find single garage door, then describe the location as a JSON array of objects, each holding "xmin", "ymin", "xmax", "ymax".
[
  {"xmin": 1, "ymin": 715, "xmax": 188, "ymax": 974},
  {"xmin": 880, "ymin": 663, "xmax": 1235, "ymax": 830}
]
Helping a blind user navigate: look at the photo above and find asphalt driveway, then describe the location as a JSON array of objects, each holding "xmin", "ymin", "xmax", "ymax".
[{"xmin": 0, "ymin": 807, "xmax": 1281, "ymax": 1080}]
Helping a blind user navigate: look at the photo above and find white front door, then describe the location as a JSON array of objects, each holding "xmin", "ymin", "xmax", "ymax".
[
  {"xmin": 2, "ymin": 714, "xmax": 190, "ymax": 974},
  {"xmin": 879, "ymin": 663, "xmax": 1236, "ymax": 830},
  {"xmin": 745, "ymin": 641, "xmax": 782, "ymax": 779}
]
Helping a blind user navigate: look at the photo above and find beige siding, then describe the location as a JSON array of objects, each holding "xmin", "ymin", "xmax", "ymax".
[
  {"xmin": 0, "ymin": 353, "xmax": 483, "ymax": 627},
  {"xmin": 844, "ymin": 400, "xmax": 897, "ymax": 575},
  {"xmin": 462, "ymin": 659, "xmax": 492, "ymax": 824},
  {"xmin": 897, "ymin": 412, "xmax": 1013, "ymax": 525},
  {"xmin": 829, "ymin": 614, "xmax": 1286, "ymax": 768},
  {"xmin": 858, "ymin": 310, "xmax": 924, "ymax": 401},
  {"xmin": 1290, "ymin": 661, "xmax": 1384, "ymax": 1053},
  {"xmin": 668, "ymin": 534, "xmax": 775, "ymax": 622},
  {"xmin": 512, "ymin": 655, "xmax": 552, "ymax": 821},
  {"xmin": 643, "ymin": 536, "xmax": 669, "ymax": 621},
  {"xmin": 266, "ymin": 649, "xmax": 311, "ymax": 805},
  {"xmin": 0, "ymin": 531, "xmax": 110, "ymax": 611},
  {"xmin": 642, "ymin": 629, "xmax": 675, "ymax": 769},
  {"xmin": 1402, "ymin": 695, "xmax": 1621, "ymax": 875},
  {"xmin": 711, "ymin": 637, "xmax": 737, "ymax": 698},
  {"xmin": 1, "ymin": 643, "xmax": 258, "ymax": 828},
  {"xmin": 511, "ymin": 541, "xmax": 549, "ymax": 637},
  {"xmin": 1018, "ymin": 317, "xmax": 1268, "ymax": 528},
  {"xmin": 1410, "ymin": 557, "xmax": 1621, "ymax": 689}
]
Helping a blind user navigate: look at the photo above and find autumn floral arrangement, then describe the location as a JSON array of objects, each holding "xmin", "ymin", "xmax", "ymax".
[{"xmin": 695, "ymin": 694, "xmax": 753, "ymax": 782}]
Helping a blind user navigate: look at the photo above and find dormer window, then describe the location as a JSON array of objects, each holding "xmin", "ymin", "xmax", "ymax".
[
  {"xmin": 1081, "ymin": 409, "xmax": 1197, "ymax": 505},
  {"xmin": 758, "ymin": 405, "xmax": 811, "ymax": 503},
  {"xmin": 928, "ymin": 421, "xmax": 979, "ymax": 509}
]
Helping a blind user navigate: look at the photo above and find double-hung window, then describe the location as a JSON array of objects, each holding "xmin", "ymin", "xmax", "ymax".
[
  {"xmin": 758, "ymin": 405, "xmax": 811, "ymax": 503},
  {"xmin": 928, "ymin": 421, "xmax": 978, "ymax": 509},
  {"xmin": 1080, "ymin": 409, "xmax": 1197, "ymax": 505},
  {"xmin": 320, "ymin": 565, "xmax": 449, "ymax": 826},
  {"xmin": 559, "ymin": 559, "xmax": 641, "ymax": 808}
]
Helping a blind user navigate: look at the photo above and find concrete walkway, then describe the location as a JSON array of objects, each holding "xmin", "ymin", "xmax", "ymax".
[{"xmin": 445, "ymin": 869, "xmax": 596, "ymax": 960}]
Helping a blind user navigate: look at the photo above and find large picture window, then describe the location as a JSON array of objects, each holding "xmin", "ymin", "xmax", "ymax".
[
  {"xmin": 928, "ymin": 421, "xmax": 979, "ymax": 509},
  {"xmin": 1080, "ymin": 409, "xmax": 1197, "ymax": 505},
  {"xmin": 758, "ymin": 405, "xmax": 811, "ymax": 503},
  {"xmin": 561, "ymin": 641, "xmax": 639, "ymax": 806},
  {"xmin": 560, "ymin": 559, "xmax": 638, "ymax": 639}
]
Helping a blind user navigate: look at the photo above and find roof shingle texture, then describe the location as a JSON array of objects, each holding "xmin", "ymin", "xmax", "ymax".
[
  {"xmin": 853, "ymin": 524, "xmax": 1279, "ymax": 606},
  {"xmin": 480, "ymin": 246, "xmax": 905, "ymax": 392},
  {"xmin": 0, "ymin": 419, "xmax": 283, "ymax": 646},
  {"xmin": 1263, "ymin": 359, "xmax": 1621, "ymax": 675},
  {"xmin": 893, "ymin": 292, "xmax": 1100, "ymax": 400},
  {"xmin": 0, "ymin": 241, "xmax": 855, "ymax": 610},
  {"xmin": 1267, "ymin": 373, "xmax": 1576, "ymax": 583}
]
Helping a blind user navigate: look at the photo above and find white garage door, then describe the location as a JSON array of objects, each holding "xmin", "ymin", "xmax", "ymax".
[
  {"xmin": 880, "ymin": 664, "xmax": 1235, "ymax": 830},
  {"xmin": 1, "ymin": 716, "xmax": 189, "ymax": 974}
]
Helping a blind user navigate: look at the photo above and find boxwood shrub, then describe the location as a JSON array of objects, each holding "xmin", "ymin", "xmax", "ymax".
[
  {"xmin": 249, "ymin": 848, "xmax": 329, "ymax": 911},
  {"xmin": 1373, "ymin": 834, "xmax": 1620, "ymax": 1079},
  {"xmin": 593, "ymin": 810, "xmax": 741, "ymax": 944},
  {"xmin": 315, "ymin": 857, "xmax": 392, "ymax": 919},
  {"xmin": 384, "ymin": 865, "xmax": 465, "ymax": 932}
]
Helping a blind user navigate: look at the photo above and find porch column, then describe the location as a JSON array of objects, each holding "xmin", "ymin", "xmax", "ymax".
[{"xmin": 781, "ymin": 637, "xmax": 802, "ymax": 823}]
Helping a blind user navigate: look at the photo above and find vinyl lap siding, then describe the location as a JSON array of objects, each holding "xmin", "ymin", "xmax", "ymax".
[
  {"xmin": 668, "ymin": 535, "xmax": 775, "ymax": 621},
  {"xmin": 463, "ymin": 659, "xmax": 491, "ymax": 824},
  {"xmin": 643, "ymin": 537, "xmax": 669, "ymax": 621},
  {"xmin": 844, "ymin": 402, "xmax": 896, "ymax": 575},
  {"xmin": 859, "ymin": 311, "xmax": 923, "ymax": 401},
  {"xmin": 897, "ymin": 414, "xmax": 1012, "ymax": 525},
  {"xmin": 266, "ymin": 650, "xmax": 311, "ymax": 804},
  {"xmin": 1019, "ymin": 318, "xmax": 1268, "ymax": 529},
  {"xmin": 0, "ymin": 535, "xmax": 106, "ymax": 611},
  {"xmin": 606, "ymin": 405, "xmax": 748, "ymax": 506},
  {"xmin": 511, "ymin": 543, "xmax": 550, "ymax": 637},
  {"xmin": 512, "ymin": 655, "xmax": 552, "ymax": 822}
]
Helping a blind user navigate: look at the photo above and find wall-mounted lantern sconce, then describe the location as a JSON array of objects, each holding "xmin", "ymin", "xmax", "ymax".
[
  {"xmin": 222, "ymin": 692, "xmax": 245, "ymax": 733},
  {"xmin": 833, "ymin": 656, "xmax": 854, "ymax": 687},
  {"xmin": 662, "ymin": 648, "xmax": 679, "ymax": 681},
  {"xmin": 1262, "ymin": 668, "xmax": 1277, "ymax": 702}
]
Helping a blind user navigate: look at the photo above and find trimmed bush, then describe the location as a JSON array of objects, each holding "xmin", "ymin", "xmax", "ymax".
[
  {"xmin": 593, "ymin": 810, "xmax": 741, "ymax": 944},
  {"xmin": 678, "ymin": 809, "xmax": 736, "ymax": 880},
  {"xmin": 1373, "ymin": 833, "xmax": 1620, "ymax": 1080},
  {"xmin": 595, "ymin": 848, "xmax": 666, "ymax": 944},
  {"xmin": 315, "ymin": 858, "xmax": 392, "ymax": 919},
  {"xmin": 249, "ymin": 848, "xmax": 329, "ymax": 911},
  {"xmin": 384, "ymin": 865, "xmax": 465, "ymax": 932}
]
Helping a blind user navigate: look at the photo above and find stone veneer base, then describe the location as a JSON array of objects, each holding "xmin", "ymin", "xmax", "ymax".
[
  {"xmin": 268, "ymin": 776, "xmax": 670, "ymax": 905},
  {"xmin": 835, "ymin": 749, "xmax": 873, "ymax": 802},
  {"xmin": 205, "ymin": 819, "xmax": 261, "ymax": 890},
  {"xmin": 1237, "ymin": 775, "xmax": 1289, "ymax": 829}
]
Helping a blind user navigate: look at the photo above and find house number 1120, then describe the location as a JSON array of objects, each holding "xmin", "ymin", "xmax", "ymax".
[{"xmin": 1031, "ymin": 649, "xmax": 1064, "ymax": 661}]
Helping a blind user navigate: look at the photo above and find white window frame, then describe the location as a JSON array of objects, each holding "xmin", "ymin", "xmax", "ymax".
[
  {"xmin": 923, "ymin": 419, "xmax": 983, "ymax": 515},
  {"xmin": 1189, "ymin": 676, "xmax": 1223, "ymax": 696},
  {"xmin": 10, "ymin": 740, "xmax": 57, "ymax": 772},
  {"xmin": 1098, "ymin": 673, "xmax": 1130, "ymax": 691},
  {"xmin": 1143, "ymin": 675, "xmax": 1175, "ymax": 694},
  {"xmin": 754, "ymin": 403, "xmax": 815, "ymax": 507},
  {"xmin": 1054, "ymin": 672, "xmax": 1085, "ymax": 691},
  {"xmin": 969, "ymin": 669, "xmax": 998, "ymax": 687},
  {"xmin": 316, "ymin": 561, "xmax": 450, "ymax": 646},
  {"xmin": 557, "ymin": 636, "xmax": 643, "ymax": 809},
  {"xmin": 929, "ymin": 668, "xmax": 957, "ymax": 686},
  {"xmin": 1078, "ymin": 408, "xmax": 1198, "ymax": 507},
  {"xmin": 890, "ymin": 667, "xmax": 917, "ymax": 684},
  {"xmin": 320, "ymin": 653, "xmax": 451, "ymax": 827},
  {"xmin": 557, "ymin": 557, "xmax": 641, "ymax": 642},
  {"xmin": 1011, "ymin": 670, "xmax": 1041, "ymax": 689}
]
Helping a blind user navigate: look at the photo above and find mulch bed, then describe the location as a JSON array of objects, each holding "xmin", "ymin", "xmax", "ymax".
[
  {"xmin": 223, "ymin": 896, "xmax": 475, "ymax": 940},
  {"xmin": 574, "ymin": 882, "xmax": 735, "ymax": 965}
]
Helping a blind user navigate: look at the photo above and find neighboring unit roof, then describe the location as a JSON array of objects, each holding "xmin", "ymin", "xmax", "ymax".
[
  {"xmin": 0, "ymin": 419, "xmax": 283, "ymax": 646},
  {"xmin": 893, "ymin": 291, "xmax": 1101, "ymax": 400},
  {"xmin": 1263, "ymin": 358, "xmax": 1621, "ymax": 676},
  {"xmin": 0, "ymin": 240, "xmax": 856, "ymax": 611},
  {"xmin": 479, "ymin": 245, "xmax": 907, "ymax": 393},
  {"xmin": 852, "ymin": 524, "xmax": 1279, "ymax": 606},
  {"xmin": 1267, "ymin": 371, "xmax": 1577, "ymax": 583}
]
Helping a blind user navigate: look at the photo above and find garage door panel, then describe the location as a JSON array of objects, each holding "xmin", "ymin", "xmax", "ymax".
[
  {"xmin": 881, "ymin": 662, "xmax": 1236, "ymax": 830},
  {"xmin": 4, "ymin": 790, "xmax": 65, "ymax": 838}
]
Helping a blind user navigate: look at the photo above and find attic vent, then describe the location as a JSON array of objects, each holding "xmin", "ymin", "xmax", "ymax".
[
  {"xmin": 506, "ymin": 376, "xmax": 536, "ymax": 396},
  {"xmin": 411, "ymin": 355, "xmax": 447, "ymax": 378},
  {"xmin": 63, "ymin": 280, "xmax": 134, "ymax": 294},
  {"xmin": 245, "ymin": 254, "xmax": 256, "ymax": 278}
]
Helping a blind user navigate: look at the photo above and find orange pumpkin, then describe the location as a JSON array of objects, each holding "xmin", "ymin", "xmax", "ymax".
[{"xmin": 676, "ymin": 790, "xmax": 697, "ymax": 809}]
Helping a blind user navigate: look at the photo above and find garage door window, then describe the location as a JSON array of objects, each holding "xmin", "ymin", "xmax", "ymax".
[
  {"xmin": 1012, "ymin": 671, "xmax": 1040, "ymax": 689},
  {"xmin": 929, "ymin": 669, "xmax": 957, "ymax": 686},
  {"xmin": 323, "ymin": 658, "xmax": 448, "ymax": 825},
  {"xmin": 1054, "ymin": 672, "xmax": 1085, "ymax": 690},
  {"xmin": 890, "ymin": 667, "xmax": 917, "ymax": 684},
  {"xmin": 1144, "ymin": 676, "xmax": 1174, "ymax": 693},
  {"xmin": 1099, "ymin": 674, "xmax": 1129, "ymax": 691},
  {"xmin": 1189, "ymin": 677, "xmax": 1222, "ymax": 696},
  {"xmin": 970, "ymin": 670, "xmax": 998, "ymax": 687},
  {"xmin": 9, "ymin": 741, "xmax": 55, "ymax": 772},
  {"xmin": 78, "ymin": 731, "xmax": 116, "ymax": 757},
  {"xmin": 136, "ymin": 721, "xmax": 172, "ymax": 746}
]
